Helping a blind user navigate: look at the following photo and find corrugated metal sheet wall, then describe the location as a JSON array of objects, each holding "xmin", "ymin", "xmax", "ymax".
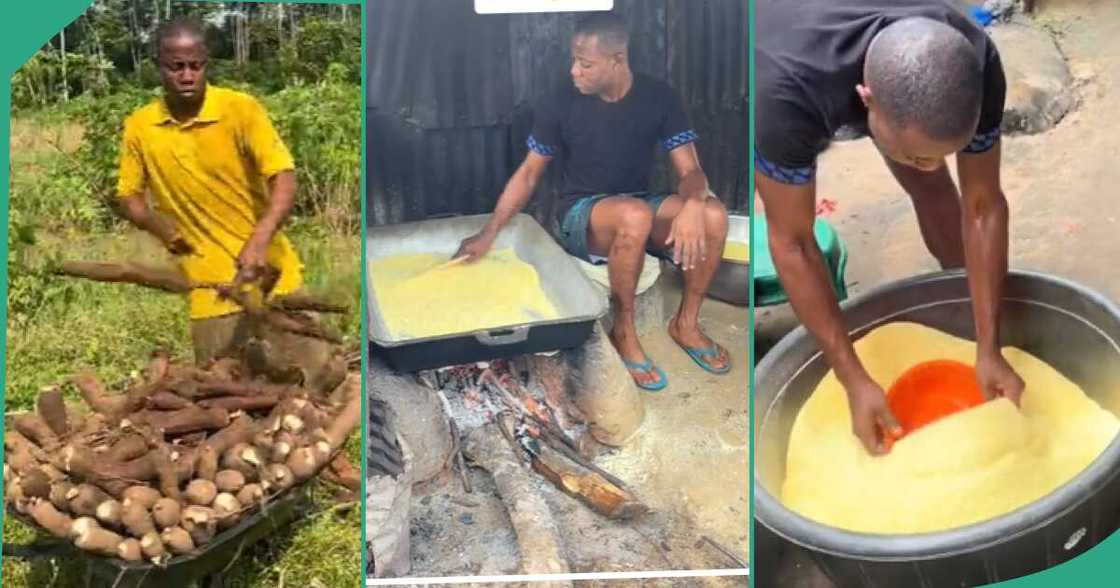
[{"xmin": 367, "ymin": 0, "xmax": 750, "ymax": 228}]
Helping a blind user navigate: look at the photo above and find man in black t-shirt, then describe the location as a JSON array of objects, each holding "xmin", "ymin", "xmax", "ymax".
[
  {"xmin": 756, "ymin": 0, "xmax": 1024, "ymax": 454},
  {"xmin": 456, "ymin": 12, "xmax": 731, "ymax": 391}
]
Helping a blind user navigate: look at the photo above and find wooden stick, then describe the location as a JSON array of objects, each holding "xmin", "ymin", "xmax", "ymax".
[
  {"xmin": 530, "ymin": 440, "xmax": 648, "ymax": 521},
  {"xmin": 464, "ymin": 422, "xmax": 572, "ymax": 580},
  {"xmin": 56, "ymin": 261, "xmax": 191, "ymax": 293}
]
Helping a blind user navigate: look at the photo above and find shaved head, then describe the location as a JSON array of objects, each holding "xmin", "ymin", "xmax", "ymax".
[
  {"xmin": 155, "ymin": 16, "xmax": 208, "ymax": 58},
  {"xmin": 865, "ymin": 17, "xmax": 983, "ymax": 141},
  {"xmin": 573, "ymin": 12, "xmax": 629, "ymax": 53}
]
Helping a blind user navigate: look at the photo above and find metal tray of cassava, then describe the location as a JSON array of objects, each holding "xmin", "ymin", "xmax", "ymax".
[
  {"xmin": 366, "ymin": 213, "xmax": 609, "ymax": 372},
  {"xmin": 5, "ymin": 485, "xmax": 307, "ymax": 587}
]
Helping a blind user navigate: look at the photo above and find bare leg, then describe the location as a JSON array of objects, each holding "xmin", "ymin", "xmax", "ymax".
[
  {"xmin": 649, "ymin": 195, "xmax": 731, "ymax": 370},
  {"xmin": 586, "ymin": 196, "xmax": 659, "ymax": 386},
  {"xmin": 882, "ymin": 157, "xmax": 966, "ymax": 269}
]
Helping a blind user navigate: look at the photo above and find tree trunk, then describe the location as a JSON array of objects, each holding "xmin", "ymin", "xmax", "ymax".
[
  {"xmin": 129, "ymin": 0, "xmax": 142, "ymax": 77},
  {"xmin": 289, "ymin": 3, "xmax": 297, "ymax": 42},
  {"xmin": 233, "ymin": 3, "xmax": 247, "ymax": 67},
  {"xmin": 89, "ymin": 14, "xmax": 109, "ymax": 90},
  {"xmin": 60, "ymin": 29, "xmax": 69, "ymax": 102}
]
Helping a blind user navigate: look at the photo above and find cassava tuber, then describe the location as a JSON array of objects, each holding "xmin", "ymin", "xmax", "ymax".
[
  {"xmin": 263, "ymin": 463, "xmax": 295, "ymax": 491},
  {"xmin": 118, "ymin": 538, "xmax": 143, "ymax": 561},
  {"xmin": 213, "ymin": 492, "xmax": 242, "ymax": 529},
  {"xmin": 95, "ymin": 499, "xmax": 123, "ymax": 527},
  {"xmin": 197, "ymin": 445, "xmax": 219, "ymax": 481},
  {"xmin": 150, "ymin": 391, "xmax": 192, "ymax": 410},
  {"xmin": 106, "ymin": 435, "xmax": 149, "ymax": 462},
  {"xmin": 72, "ymin": 371, "xmax": 127, "ymax": 419},
  {"xmin": 222, "ymin": 443, "xmax": 263, "ymax": 479},
  {"xmin": 121, "ymin": 500, "xmax": 157, "ymax": 537},
  {"xmin": 13, "ymin": 414, "xmax": 58, "ymax": 450},
  {"xmin": 20, "ymin": 467, "xmax": 52, "ymax": 498},
  {"xmin": 160, "ymin": 526, "xmax": 195, "ymax": 554},
  {"xmin": 185, "ymin": 479, "xmax": 218, "ymax": 506},
  {"xmin": 27, "ymin": 498, "xmax": 74, "ymax": 538},
  {"xmin": 49, "ymin": 480, "xmax": 75, "ymax": 511},
  {"xmin": 215, "ymin": 470, "xmax": 245, "ymax": 493},
  {"xmin": 140, "ymin": 532, "xmax": 166, "ymax": 560},
  {"xmin": 152, "ymin": 498, "xmax": 181, "ymax": 529},
  {"xmin": 74, "ymin": 520, "xmax": 126, "ymax": 557},
  {"xmin": 122, "ymin": 486, "xmax": 162, "ymax": 510},
  {"xmin": 140, "ymin": 406, "xmax": 230, "ymax": 435},
  {"xmin": 69, "ymin": 484, "xmax": 112, "ymax": 517},
  {"xmin": 181, "ymin": 506, "xmax": 217, "ymax": 546},
  {"xmin": 236, "ymin": 483, "xmax": 263, "ymax": 506},
  {"xmin": 5, "ymin": 431, "xmax": 45, "ymax": 474},
  {"xmin": 36, "ymin": 388, "xmax": 70, "ymax": 437}
]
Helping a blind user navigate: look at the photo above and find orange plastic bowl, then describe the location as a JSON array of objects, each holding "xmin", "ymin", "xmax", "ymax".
[{"xmin": 886, "ymin": 359, "xmax": 985, "ymax": 436}]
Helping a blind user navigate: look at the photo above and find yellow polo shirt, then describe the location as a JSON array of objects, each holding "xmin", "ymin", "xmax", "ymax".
[{"xmin": 117, "ymin": 85, "xmax": 303, "ymax": 320}]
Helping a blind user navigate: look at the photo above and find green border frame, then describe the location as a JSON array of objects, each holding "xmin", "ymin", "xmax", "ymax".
[
  {"xmin": 0, "ymin": 2, "xmax": 365, "ymax": 586},
  {"xmin": 747, "ymin": 0, "xmax": 756, "ymax": 584},
  {"xmin": 6, "ymin": 0, "xmax": 1120, "ymax": 585}
]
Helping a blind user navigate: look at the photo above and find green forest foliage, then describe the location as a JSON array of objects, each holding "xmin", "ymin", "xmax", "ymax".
[{"xmin": 5, "ymin": 3, "xmax": 363, "ymax": 586}]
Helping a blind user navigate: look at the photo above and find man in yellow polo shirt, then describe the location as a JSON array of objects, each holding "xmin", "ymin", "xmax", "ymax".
[{"xmin": 116, "ymin": 18, "xmax": 309, "ymax": 365}]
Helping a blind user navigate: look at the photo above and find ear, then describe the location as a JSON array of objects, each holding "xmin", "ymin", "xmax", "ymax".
[{"xmin": 856, "ymin": 84, "xmax": 873, "ymax": 109}]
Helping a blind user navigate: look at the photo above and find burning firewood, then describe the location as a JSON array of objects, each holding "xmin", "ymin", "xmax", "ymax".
[{"xmin": 463, "ymin": 417, "xmax": 572, "ymax": 582}]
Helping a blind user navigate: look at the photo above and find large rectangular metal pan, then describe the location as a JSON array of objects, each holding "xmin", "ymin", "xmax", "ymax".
[{"xmin": 365, "ymin": 213, "xmax": 608, "ymax": 372}]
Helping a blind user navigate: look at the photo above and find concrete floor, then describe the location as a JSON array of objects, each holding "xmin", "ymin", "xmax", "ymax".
[{"xmin": 754, "ymin": 1, "xmax": 1120, "ymax": 586}]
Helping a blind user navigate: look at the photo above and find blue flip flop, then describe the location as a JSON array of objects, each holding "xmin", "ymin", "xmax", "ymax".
[
  {"xmin": 679, "ymin": 342, "xmax": 732, "ymax": 375},
  {"xmin": 622, "ymin": 358, "xmax": 668, "ymax": 392}
]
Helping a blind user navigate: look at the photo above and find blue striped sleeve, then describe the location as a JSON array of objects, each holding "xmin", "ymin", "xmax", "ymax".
[
  {"xmin": 755, "ymin": 150, "xmax": 816, "ymax": 185},
  {"xmin": 526, "ymin": 134, "xmax": 557, "ymax": 157},
  {"xmin": 661, "ymin": 129, "xmax": 699, "ymax": 152},
  {"xmin": 961, "ymin": 128, "xmax": 1001, "ymax": 154}
]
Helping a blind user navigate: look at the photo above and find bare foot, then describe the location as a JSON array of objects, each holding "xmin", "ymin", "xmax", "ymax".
[
  {"xmin": 668, "ymin": 316, "xmax": 730, "ymax": 372},
  {"xmin": 609, "ymin": 325, "xmax": 662, "ymax": 387}
]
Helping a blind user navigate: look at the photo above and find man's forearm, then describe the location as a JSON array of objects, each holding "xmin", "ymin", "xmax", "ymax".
[
  {"xmin": 117, "ymin": 195, "xmax": 176, "ymax": 243},
  {"xmin": 250, "ymin": 171, "xmax": 297, "ymax": 246},
  {"xmin": 481, "ymin": 166, "xmax": 538, "ymax": 237},
  {"xmin": 771, "ymin": 234, "xmax": 868, "ymax": 385},
  {"xmin": 677, "ymin": 168, "xmax": 709, "ymax": 202},
  {"xmin": 961, "ymin": 188, "xmax": 1009, "ymax": 354}
]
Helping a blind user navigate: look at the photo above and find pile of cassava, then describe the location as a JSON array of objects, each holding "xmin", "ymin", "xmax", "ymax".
[{"xmin": 4, "ymin": 351, "xmax": 361, "ymax": 564}]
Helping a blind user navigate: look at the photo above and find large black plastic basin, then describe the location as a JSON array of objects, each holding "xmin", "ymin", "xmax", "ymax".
[{"xmin": 754, "ymin": 270, "xmax": 1120, "ymax": 587}]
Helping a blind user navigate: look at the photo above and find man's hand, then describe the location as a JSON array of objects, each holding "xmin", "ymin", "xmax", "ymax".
[
  {"xmin": 976, "ymin": 349, "xmax": 1025, "ymax": 406},
  {"xmin": 454, "ymin": 231, "xmax": 496, "ymax": 263},
  {"xmin": 665, "ymin": 198, "xmax": 707, "ymax": 270},
  {"xmin": 234, "ymin": 235, "xmax": 270, "ymax": 285},
  {"xmin": 165, "ymin": 234, "xmax": 194, "ymax": 256},
  {"xmin": 846, "ymin": 376, "xmax": 903, "ymax": 455}
]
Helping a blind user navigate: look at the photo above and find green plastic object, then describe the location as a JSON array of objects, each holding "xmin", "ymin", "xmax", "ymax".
[{"xmin": 751, "ymin": 214, "xmax": 849, "ymax": 307}]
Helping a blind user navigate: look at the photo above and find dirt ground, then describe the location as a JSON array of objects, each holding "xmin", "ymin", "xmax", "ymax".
[
  {"xmin": 755, "ymin": 1, "xmax": 1120, "ymax": 585},
  {"xmin": 402, "ymin": 270, "xmax": 750, "ymax": 584}
]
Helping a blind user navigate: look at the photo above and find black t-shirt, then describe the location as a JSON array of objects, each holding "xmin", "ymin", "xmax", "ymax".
[
  {"xmin": 755, "ymin": 0, "xmax": 1007, "ymax": 185},
  {"xmin": 528, "ymin": 72, "xmax": 697, "ymax": 215}
]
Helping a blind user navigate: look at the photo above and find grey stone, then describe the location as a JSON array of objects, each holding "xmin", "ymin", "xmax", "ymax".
[{"xmin": 990, "ymin": 21, "xmax": 1076, "ymax": 134}]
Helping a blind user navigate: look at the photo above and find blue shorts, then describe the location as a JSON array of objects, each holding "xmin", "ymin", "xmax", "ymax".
[{"xmin": 558, "ymin": 192, "xmax": 673, "ymax": 265}]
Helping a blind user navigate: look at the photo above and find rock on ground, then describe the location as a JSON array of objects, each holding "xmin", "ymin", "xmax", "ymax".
[{"xmin": 991, "ymin": 20, "xmax": 1076, "ymax": 134}]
